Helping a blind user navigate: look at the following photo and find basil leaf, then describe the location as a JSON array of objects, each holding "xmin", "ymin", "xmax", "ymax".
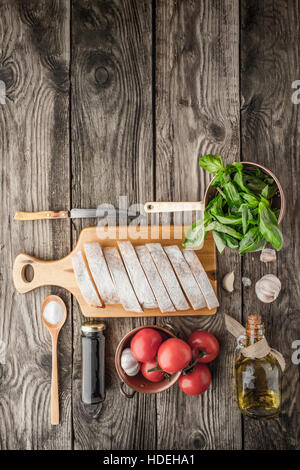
[
  {"xmin": 262, "ymin": 175, "xmax": 274, "ymax": 185},
  {"xmin": 183, "ymin": 219, "xmax": 205, "ymax": 248},
  {"xmin": 261, "ymin": 184, "xmax": 278, "ymax": 199},
  {"xmin": 258, "ymin": 202, "xmax": 283, "ymax": 250},
  {"xmin": 223, "ymin": 182, "xmax": 242, "ymax": 211},
  {"xmin": 211, "ymin": 163, "xmax": 240, "ymax": 187},
  {"xmin": 233, "ymin": 172, "xmax": 250, "ymax": 194},
  {"xmin": 244, "ymin": 174, "xmax": 267, "ymax": 193},
  {"xmin": 223, "ymin": 234, "xmax": 239, "ymax": 250},
  {"xmin": 217, "ymin": 187, "xmax": 227, "ymax": 201},
  {"xmin": 241, "ymin": 204, "xmax": 248, "ymax": 234},
  {"xmin": 273, "ymin": 208, "xmax": 280, "ymax": 219},
  {"xmin": 212, "ymin": 230, "xmax": 227, "ymax": 254},
  {"xmin": 210, "ymin": 168, "xmax": 231, "ymax": 186},
  {"xmin": 231, "ymin": 162, "xmax": 243, "ymax": 172},
  {"xmin": 199, "ymin": 155, "xmax": 223, "ymax": 174},
  {"xmin": 239, "ymin": 227, "xmax": 266, "ymax": 254},
  {"xmin": 205, "ymin": 221, "xmax": 243, "ymax": 240},
  {"xmin": 241, "ymin": 192, "xmax": 259, "ymax": 209},
  {"xmin": 205, "ymin": 194, "xmax": 224, "ymax": 212},
  {"xmin": 212, "ymin": 213, "xmax": 242, "ymax": 226}
]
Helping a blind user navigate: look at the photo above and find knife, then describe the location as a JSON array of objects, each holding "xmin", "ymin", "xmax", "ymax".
[{"xmin": 14, "ymin": 208, "xmax": 139, "ymax": 221}]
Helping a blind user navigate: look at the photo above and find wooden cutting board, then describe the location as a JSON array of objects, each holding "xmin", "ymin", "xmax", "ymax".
[{"xmin": 13, "ymin": 225, "xmax": 217, "ymax": 318}]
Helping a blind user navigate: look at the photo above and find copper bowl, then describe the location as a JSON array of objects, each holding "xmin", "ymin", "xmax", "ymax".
[
  {"xmin": 115, "ymin": 324, "xmax": 181, "ymax": 397},
  {"xmin": 203, "ymin": 161, "xmax": 285, "ymax": 224}
]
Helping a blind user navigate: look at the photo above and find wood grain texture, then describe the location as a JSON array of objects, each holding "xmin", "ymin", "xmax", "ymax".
[
  {"xmin": 0, "ymin": 0, "xmax": 71, "ymax": 449},
  {"xmin": 240, "ymin": 0, "xmax": 300, "ymax": 450},
  {"xmin": 71, "ymin": 0, "xmax": 157, "ymax": 450},
  {"xmin": 1, "ymin": 0, "xmax": 300, "ymax": 451},
  {"xmin": 155, "ymin": 0, "xmax": 242, "ymax": 450}
]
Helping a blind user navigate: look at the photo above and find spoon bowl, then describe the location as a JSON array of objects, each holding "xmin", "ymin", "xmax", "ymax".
[
  {"xmin": 41, "ymin": 295, "xmax": 67, "ymax": 426},
  {"xmin": 42, "ymin": 295, "xmax": 67, "ymax": 330}
]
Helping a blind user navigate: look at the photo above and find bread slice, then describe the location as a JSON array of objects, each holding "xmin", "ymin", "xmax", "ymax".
[
  {"xmin": 72, "ymin": 251, "xmax": 102, "ymax": 307},
  {"xmin": 164, "ymin": 245, "xmax": 206, "ymax": 310},
  {"xmin": 117, "ymin": 241, "xmax": 157, "ymax": 309},
  {"xmin": 103, "ymin": 247, "xmax": 143, "ymax": 313},
  {"xmin": 183, "ymin": 249, "xmax": 219, "ymax": 310},
  {"xmin": 146, "ymin": 243, "xmax": 189, "ymax": 311},
  {"xmin": 84, "ymin": 242, "xmax": 119, "ymax": 304},
  {"xmin": 135, "ymin": 245, "xmax": 175, "ymax": 313}
]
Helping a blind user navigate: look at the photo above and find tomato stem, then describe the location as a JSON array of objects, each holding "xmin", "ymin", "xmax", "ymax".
[
  {"xmin": 182, "ymin": 350, "xmax": 207, "ymax": 374},
  {"xmin": 147, "ymin": 366, "xmax": 163, "ymax": 373},
  {"xmin": 146, "ymin": 366, "xmax": 171, "ymax": 380}
]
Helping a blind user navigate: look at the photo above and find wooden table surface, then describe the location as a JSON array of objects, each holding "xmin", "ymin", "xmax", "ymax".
[{"xmin": 0, "ymin": 0, "xmax": 299, "ymax": 450}]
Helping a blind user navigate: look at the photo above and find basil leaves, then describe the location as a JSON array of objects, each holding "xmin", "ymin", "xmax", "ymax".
[{"xmin": 183, "ymin": 155, "xmax": 283, "ymax": 254}]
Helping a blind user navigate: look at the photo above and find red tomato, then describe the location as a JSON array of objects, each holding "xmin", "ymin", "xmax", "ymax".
[
  {"xmin": 178, "ymin": 364, "xmax": 211, "ymax": 396},
  {"xmin": 157, "ymin": 338, "xmax": 192, "ymax": 374},
  {"xmin": 141, "ymin": 360, "xmax": 164, "ymax": 383},
  {"xmin": 188, "ymin": 330, "xmax": 219, "ymax": 363},
  {"xmin": 130, "ymin": 328, "xmax": 162, "ymax": 362}
]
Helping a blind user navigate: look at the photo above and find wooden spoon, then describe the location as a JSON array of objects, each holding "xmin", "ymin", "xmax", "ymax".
[{"xmin": 41, "ymin": 295, "xmax": 67, "ymax": 426}]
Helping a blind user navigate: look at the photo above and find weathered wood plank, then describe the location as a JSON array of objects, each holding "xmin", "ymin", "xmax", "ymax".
[
  {"xmin": 240, "ymin": 0, "xmax": 300, "ymax": 450},
  {"xmin": 71, "ymin": 0, "xmax": 156, "ymax": 450},
  {"xmin": 0, "ymin": 0, "xmax": 71, "ymax": 449},
  {"xmin": 155, "ymin": 0, "xmax": 242, "ymax": 450}
]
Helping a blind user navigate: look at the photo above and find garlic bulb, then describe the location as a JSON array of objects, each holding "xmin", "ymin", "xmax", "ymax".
[
  {"xmin": 121, "ymin": 348, "xmax": 140, "ymax": 376},
  {"xmin": 260, "ymin": 248, "xmax": 276, "ymax": 263},
  {"xmin": 223, "ymin": 271, "xmax": 235, "ymax": 292},
  {"xmin": 255, "ymin": 274, "xmax": 281, "ymax": 303}
]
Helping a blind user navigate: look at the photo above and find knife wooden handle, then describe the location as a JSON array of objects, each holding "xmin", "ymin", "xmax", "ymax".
[{"xmin": 14, "ymin": 210, "xmax": 70, "ymax": 221}]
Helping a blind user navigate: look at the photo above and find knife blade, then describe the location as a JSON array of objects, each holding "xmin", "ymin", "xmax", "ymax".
[{"xmin": 14, "ymin": 208, "xmax": 139, "ymax": 221}]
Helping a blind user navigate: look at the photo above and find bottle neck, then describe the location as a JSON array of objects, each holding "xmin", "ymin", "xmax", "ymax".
[{"xmin": 245, "ymin": 327, "xmax": 265, "ymax": 346}]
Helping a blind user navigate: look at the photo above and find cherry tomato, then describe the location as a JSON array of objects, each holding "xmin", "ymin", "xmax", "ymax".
[
  {"xmin": 141, "ymin": 360, "xmax": 164, "ymax": 383},
  {"xmin": 157, "ymin": 338, "xmax": 192, "ymax": 374},
  {"xmin": 178, "ymin": 364, "xmax": 211, "ymax": 396},
  {"xmin": 188, "ymin": 330, "xmax": 219, "ymax": 364},
  {"xmin": 130, "ymin": 328, "xmax": 162, "ymax": 362}
]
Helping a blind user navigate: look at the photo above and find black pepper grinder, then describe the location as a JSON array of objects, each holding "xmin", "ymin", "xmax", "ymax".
[{"xmin": 81, "ymin": 322, "xmax": 106, "ymax": 406}]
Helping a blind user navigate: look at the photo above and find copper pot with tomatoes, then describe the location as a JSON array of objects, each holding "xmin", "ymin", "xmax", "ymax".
[
  {"xmin": 115, "ymin": 324, "xmax": 182, "ymax": 397},
  {"xmin": 115, "ymin": 326, "xmax": 219, "ymax": 398}
]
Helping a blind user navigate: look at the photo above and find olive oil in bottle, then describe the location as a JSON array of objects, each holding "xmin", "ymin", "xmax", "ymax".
[{"xmin": 235, "ymin": 314, "xmax": 281, "ymax": 420}]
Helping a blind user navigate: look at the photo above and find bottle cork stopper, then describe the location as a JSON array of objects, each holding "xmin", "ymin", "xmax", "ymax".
[{"xmin": 246, "ymin": 314, "xmax": 264, "ymax": 337}]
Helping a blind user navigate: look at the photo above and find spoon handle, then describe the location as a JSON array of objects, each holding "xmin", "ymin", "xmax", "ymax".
[
  {"xmin": 144, "ymin": 201, "xmax": 204, "ymax": 213},
  {"xmin": 51, "ymin": 335, "xmax": 59, "ymax": 425}
]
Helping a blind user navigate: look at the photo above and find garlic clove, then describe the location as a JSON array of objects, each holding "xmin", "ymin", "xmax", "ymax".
[
  {"xmin": 255, "ymin": 274, "xmax": 281, "ymax": 303},
  {"xmin": 125, "ymin": 363, "xmax": 141, "ymax": 377},
  {"xmin": 222, "ymin": 271, "xmax": 235, "ymax": 293},
  {"xmin": 121, "ymin": 347, "xmax": 141, "ymax": 377},
  {"xmin": 260, "ymin": 248, "xmax": 276, "ymax": 263}
]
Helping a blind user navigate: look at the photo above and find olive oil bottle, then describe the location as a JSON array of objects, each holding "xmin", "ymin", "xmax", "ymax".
[{"xmin": 235, "ymin": 314, "xmax": 281, "ymax": 420}]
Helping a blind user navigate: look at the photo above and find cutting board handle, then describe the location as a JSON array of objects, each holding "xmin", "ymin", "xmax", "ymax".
[{"xmin": 13, "ymin": 253, "xmax": 70, "ymax": 294}]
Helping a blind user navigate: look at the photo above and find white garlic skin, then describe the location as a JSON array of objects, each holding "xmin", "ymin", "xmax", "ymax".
[
  {"xmin": 255, "ymin": 274, "xmax": 281, "ymax": 303},
  {"xmin": 242, "ymin": 277, "xmax": 251, "ymax": 287},
  {"xmin": 121, "ymin": 348, "xmax": 141, "ymax": 376},
  {"xmin": 222, "ymin": 271, "xmax": 235, "ymax": 292},
  {"xmin": 260, "ymin": 248, "xmax": 276, "ymax": 263}
]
